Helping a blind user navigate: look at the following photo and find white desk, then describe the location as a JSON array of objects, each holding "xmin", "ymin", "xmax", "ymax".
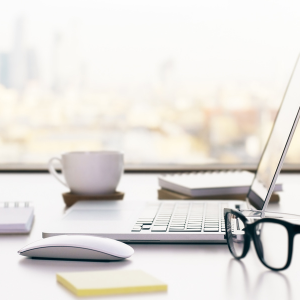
[{"xmin": 1, "ymin": 173, "xmax": 300, "ymax": 300}]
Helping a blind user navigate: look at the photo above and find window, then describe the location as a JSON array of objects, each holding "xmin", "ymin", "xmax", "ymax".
[{"xmin": 1, "ymin": 1, "xmax": 300, "ymax": 165}]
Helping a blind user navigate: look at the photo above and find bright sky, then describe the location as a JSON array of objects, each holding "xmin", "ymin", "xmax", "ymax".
[{"xmin": 1, "ymin": 0, "xmax": 300, "ymax": 91}]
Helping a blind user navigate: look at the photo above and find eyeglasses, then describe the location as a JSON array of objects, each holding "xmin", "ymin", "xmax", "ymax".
[{"xmin": 224, "ymin": 208, "xmax": 300, "ymax": 271}]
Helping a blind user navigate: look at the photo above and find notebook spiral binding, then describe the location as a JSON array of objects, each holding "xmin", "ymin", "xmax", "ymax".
[{"xmin": 0, "ymin": 202, "xmax": 32, "ymax": 208}]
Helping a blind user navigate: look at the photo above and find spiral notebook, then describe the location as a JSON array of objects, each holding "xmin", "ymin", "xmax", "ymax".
[{"xmin": 0, "ymin": 202, "xmax": 34, "ymax": 234}]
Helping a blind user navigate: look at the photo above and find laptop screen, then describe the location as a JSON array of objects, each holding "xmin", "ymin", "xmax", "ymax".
[{"xmin": 248, "ymin": 55, "xmax": 300, "ymax": 210}]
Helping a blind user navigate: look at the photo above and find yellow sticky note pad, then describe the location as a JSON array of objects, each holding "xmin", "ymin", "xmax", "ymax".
[{"xmin": 57, "ymin": 269, "xmax": 167, "ymax": 297}]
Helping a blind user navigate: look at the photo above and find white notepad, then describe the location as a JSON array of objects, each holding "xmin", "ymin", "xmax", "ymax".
[{"xmin": 0, "ymin": 202, "xmax": 34, "ymax": 234}]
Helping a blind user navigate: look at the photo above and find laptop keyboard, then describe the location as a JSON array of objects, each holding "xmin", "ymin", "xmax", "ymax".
[{"xmin": 132, "ymin": 202, "xmax": 227, "ymax": 233}]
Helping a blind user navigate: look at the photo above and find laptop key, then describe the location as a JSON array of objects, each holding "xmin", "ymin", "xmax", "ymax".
[
  {"xmin": 169, "ymin": 227, "xmax": 185, "ymax": 232},
  {"xmin": 132, "ymin": 227, "xmax": 141, "ymax": 232},
  {"xmin": 151, "ymin": 226, "xmax": 168, "ymax": 232},
  {"xmin": 204, "ymin": 228, "xmax": 219, "ymax": 232},
  {"xmin": 170, "ymin": 221, "xmax": 186, "ymax": 224},
  {"xmin": 170, "ymin": 220, "xmax": 186, "ymax": 223},
  {"xmin": 142, "ymin": 225, "xmax": 151, "ymax": 229}
]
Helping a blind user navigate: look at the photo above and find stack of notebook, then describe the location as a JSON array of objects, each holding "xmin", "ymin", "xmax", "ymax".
[{"xmin": 158, "ymin": 171, "xmax": 281, "ymax": 202}]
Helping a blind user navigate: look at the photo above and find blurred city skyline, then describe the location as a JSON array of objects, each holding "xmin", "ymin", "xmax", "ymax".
[{"xmin": 1, "ymin": 1, "xmax": 300, "ymax": 165}]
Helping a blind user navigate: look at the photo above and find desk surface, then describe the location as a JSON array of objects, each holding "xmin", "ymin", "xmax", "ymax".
[{"xmin": 1, "ymin": 173, "xmax": 300, "ymax": 300}]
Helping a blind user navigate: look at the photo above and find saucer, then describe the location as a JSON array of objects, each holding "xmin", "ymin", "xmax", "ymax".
[{"xmin": 62, "ymin": 191, "xmax": 124, "ymax": 207}]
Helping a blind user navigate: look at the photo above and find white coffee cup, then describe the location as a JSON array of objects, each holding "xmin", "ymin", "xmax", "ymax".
[{"xmin": 48, "ymin": 151, "xmax": 123, "ymax": 195}]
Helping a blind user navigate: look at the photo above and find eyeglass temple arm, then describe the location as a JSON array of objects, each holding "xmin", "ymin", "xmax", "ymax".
[{"xmin": 293, "ymin": 224, "xmax": 300, "ymax": 234}]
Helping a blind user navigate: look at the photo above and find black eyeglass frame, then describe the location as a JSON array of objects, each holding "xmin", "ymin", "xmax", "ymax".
[{"xmin": 224, "ymin": 208, "xmax": 300, "ymax": 271}]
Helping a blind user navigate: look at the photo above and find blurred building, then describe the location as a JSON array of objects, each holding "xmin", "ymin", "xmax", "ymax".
[
  {"xmin": 0, "ymin": 17, "xmax": 39, "ymax": 91},
  {"xmin": 0, "ymin": 53, "xmax": 10, "ymax": 88}
]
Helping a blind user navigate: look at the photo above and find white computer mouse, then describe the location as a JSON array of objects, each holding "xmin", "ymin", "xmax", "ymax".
[{"xmin": 18, "ymin": 235, "xmax": 134, "ymax": 261}]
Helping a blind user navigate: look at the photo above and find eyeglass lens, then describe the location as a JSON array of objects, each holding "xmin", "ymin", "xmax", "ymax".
[
  {"xmin": 227, "ymin": 213, "xmax": 246, "ymax": 258},
  {"xmin": 253, "ymin": 222, "xmax": 289, "ymax": 269}
]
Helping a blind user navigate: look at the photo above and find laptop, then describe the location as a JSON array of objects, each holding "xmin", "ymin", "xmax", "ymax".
[{"xmin": 43, "ymin": 54, "xmax": 300, "ymax": 243}]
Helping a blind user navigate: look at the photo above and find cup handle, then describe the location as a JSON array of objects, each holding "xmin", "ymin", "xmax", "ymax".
[{"xmin": 48, "ymin": 157, "xmax": 68, "ymax": 187}]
